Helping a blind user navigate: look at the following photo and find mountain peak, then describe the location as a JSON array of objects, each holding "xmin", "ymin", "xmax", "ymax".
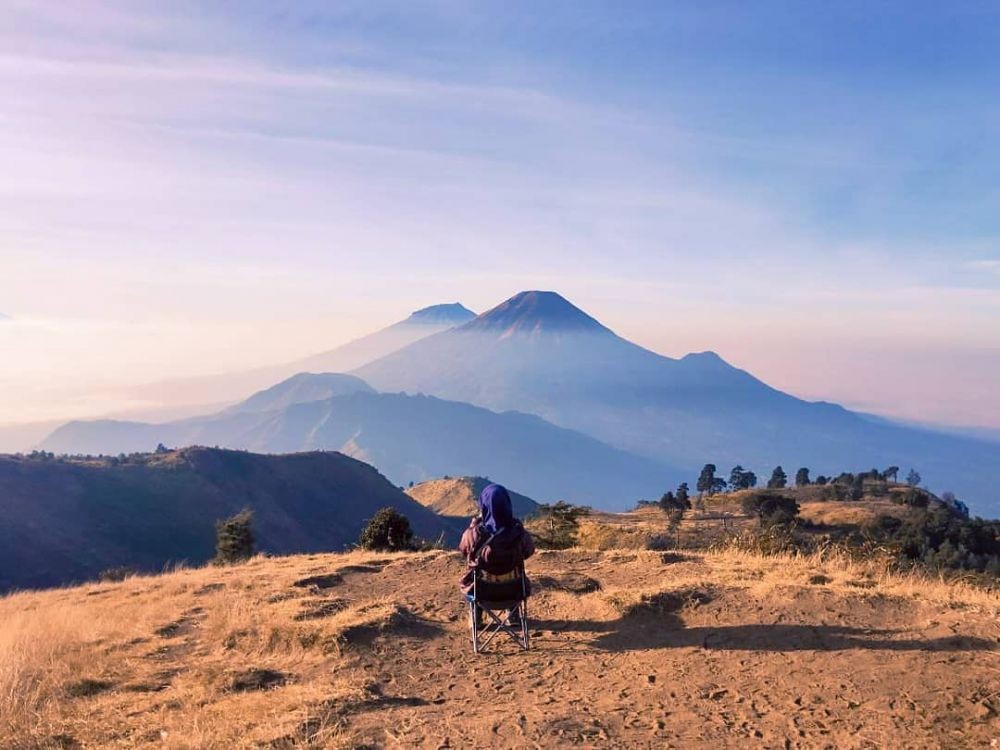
[
  {"xmin": 406, "ymin": 303, "xmax": 476, "ymax": 325},
  {"xmin": 461, "ymin": 291, "xmax": 613, "ymax": 336}
]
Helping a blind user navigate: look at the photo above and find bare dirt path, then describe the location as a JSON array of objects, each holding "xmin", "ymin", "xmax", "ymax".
[{"xmin": 307, "ymin": 550, "xmax": 999, "ymax": 749}]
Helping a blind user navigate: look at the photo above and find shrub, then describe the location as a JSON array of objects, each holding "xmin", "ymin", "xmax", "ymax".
[
  {"xmin": 213, "ymin": 508, "xmax": 255, "ymax": 565},
  {"xmin": 358, "ymin": 507, "xmax": 414, "ymax": 551},
  {"xmin": 891, "ymin": 488, "xmax": 929, "ymax": 508},
  {"xmin": 98, "ymin": 566, "xmax": 137, "ymax": 583},
  {"xmin": 741, "ymin": 492, "xmax": 800, "ymax": 527}
]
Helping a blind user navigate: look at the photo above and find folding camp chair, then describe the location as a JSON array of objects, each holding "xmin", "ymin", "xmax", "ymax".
[{"xmin": 466, "ymin": 567, "xmax": 530, "ymax": 653}]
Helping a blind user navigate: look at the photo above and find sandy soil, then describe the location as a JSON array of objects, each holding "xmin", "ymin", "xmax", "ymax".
[{"xmin": 2, "ymin": 549, "xmax": 997, "ymax": 749}]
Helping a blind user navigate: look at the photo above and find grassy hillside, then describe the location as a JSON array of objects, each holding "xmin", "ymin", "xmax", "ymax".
[
  {"xmin": 527, "ymin": 483, "xmax": 1000, "ymax": 578},
  {"xmin": 406, "ymin": 476, "xmax": 539, "ymax": 519},
  {"xmin": 1, "ymin": 548, "xmax": 996, "ymax": 748},
  {"xmin": 0, "ymin": 448, "xmax": 460, "ymax": 592}
]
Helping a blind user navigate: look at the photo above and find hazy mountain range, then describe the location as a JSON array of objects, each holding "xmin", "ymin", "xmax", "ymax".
[
  {"xmin": 39, "ymin": 290, "xmax": 1000, "ymax": 517},
  {"xmin": 43, "ymin": 377, "xmax": 684, "ymax": 508},
  {"xmin": 115, "ymin": 303, "xmax": 475, "ymax": 412}
]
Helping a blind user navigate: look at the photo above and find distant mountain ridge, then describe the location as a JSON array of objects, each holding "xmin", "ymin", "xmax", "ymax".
[
  {"xmin": 42, "ymin": 374, "xmax": 683, "ymax": 508},
  {"xmin": 117, "ymin": 303, "xmax": 476, "ymax": 415},
  {"xmin": 222, "ymin": 372, "xmax": 374, "ymax": 415},
  {"xmin": 0, "ymin": 447, "xmax": 460, "ymax": 592},
  {"xmin": 354, "ymin": 291, "xmax": 1000, "ymax": 518},
  {"xmin": 462, "ymin": 290, "xmax": 611, "ymax": 336}
]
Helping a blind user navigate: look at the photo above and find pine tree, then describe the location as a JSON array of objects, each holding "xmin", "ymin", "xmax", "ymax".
[
  {"xmin": 906, "ymin": 469, "xmax": 921, "ymax": 487},
  {"xmin": 795, "ymin": 467, "xmax": 810, "ymax": 487},
  {"xmin": 767, "ymin": 466, "xmax": 787, "ymax": 489},
  {"xmin": 534, "ymin": 501, "xmax": 590, "ymax": 549}
]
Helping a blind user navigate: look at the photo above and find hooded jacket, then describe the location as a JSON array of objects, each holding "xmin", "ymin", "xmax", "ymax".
[{"xmin": 459, "ymin": 483, "xmax": 535, "ymax": 579}]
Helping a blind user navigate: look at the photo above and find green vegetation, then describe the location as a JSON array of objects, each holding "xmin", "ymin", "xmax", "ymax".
[
  {"xmin": 767, "ymin": 465, "xmax": 788, "ymax": 489},
  {"xmin": 682, "ymin": 458, "xmax": 995, "ymax": 577},
  {"xmin": 213, "ymin": 509, "xmax": 255, "ymax": 565},
  {"xmin": 357, "ymin": 507, "xmax": 415, "ymax": 551},
  {"xmin": 740, "ymin": 493, "xmax": 800, "ymax": 527},
  {"xmin": 533, "ymin": 501, "xmax": 591, "ymax": 549},
  {"xmin": 729, "ymin": 465, "xmax": 757, "ymax": 490},
  {"xmin": 865, "ymin": 507, "xmax": 1000, "ymax": 574}
]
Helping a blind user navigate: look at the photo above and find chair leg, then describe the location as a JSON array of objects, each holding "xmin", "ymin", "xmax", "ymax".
[
  {"xmin": 521, "ymin": 600, "xmax": 530, "ymax": 651},
  {"xmin": 470, "ymin": 601, "xmax": 480, "ymax": 653}
]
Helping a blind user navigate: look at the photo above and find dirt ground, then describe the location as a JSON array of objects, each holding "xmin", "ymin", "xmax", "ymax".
[{"xmin": 2, "ymin": 549, "xmax": 998, "ymax": 749}]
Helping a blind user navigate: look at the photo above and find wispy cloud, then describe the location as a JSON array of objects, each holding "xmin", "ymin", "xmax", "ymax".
[
  {"xmin": 966, "ymin": 259, "xmax": 1000, "ymax": 275},
  {"xmin": 0, "ymin": 2, "xmax": 998, "ymax": 428}
]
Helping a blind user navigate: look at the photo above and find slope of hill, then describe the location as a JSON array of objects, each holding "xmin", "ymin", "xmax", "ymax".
[
  {"xmin": 0, "ymin": 448, "xmax": 459, "ymax": 592},
  {"xmin": 43, "ymin": 379, "xmax": 684, "ymax": 509},
  {"xmin": 294, "ymin": 303, "xmax": 475, "ymax": 374},
  {"xmin": 355, "ymin": 291, "xmax": 1000, "ymax": 517},
  {"xmin": 1, "ymin": 547, "xmax": 996, "ymax": 748},
  {"xmin": 407, "ymin": 476, "xmax": 540, "ymax": 519},
  {"xmin": 119, "ymin": 303, "xmax": 475, "ymax": 412},
  {"xmin": 221, "ymin": 372, "xmax": 374, "ymax": 415}
]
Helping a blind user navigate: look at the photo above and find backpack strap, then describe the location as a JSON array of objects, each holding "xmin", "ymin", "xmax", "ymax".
[{"xmin": 470, "ymin": 526, "xmax": 504, "ymax": 565}]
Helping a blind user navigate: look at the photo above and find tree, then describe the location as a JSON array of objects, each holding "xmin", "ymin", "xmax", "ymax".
[
  {"xmin": 675, "ymin": 482, "xmax": 690, "ymax": 507},
  {"xmin": 815, "ymin": 475, "xmax": 828, "ymax": 485},
  {"xmin": 884, "ymin": 466, "xmax": 900, "ymax": 483},
  {"xmin": 906, "ymin": 469, "xmax": 921, "ymax": 487},
  {"xmin": 729, "ymin": 466, "xmax": 757, "ymax": 491},
  {"xmin": 155, "ymin": 443, "xmax": 170, "ymax": 454},
  {"xmin": 358, "ymin": 507, "xmax": 414, "ymax": 551},
  {"xmin": 711, "ymin": 477, "xmax": 727, "ymax": 494},
  {"xmin": 697, "ymin": 464, "xmax": 718, "ymax": 496},
  {"xmin": 741, "ymin": 493, "xmax": 800, "ymax": 527},
  {"xmin": 767, "ymin": 466, "xmax": 787, "ymax": 490},
  {"xmin": 659, "ymin": 490, "xmax": 690, "ymax": 512},
  {"xmin": 795, "ymin": 467, "xmax": 810, "ymax": 487},
  {"xmin": 214, "ymin": 509, "xmax": 255, "ymax": 565},
  {"xmin": 534, "ymin": 501, "xmax": 590, "ymax": 549}
]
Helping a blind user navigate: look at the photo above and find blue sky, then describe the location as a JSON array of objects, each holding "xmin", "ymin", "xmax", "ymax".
[{"xmin": 0, "ymin": 1, "xmax": 998, "ymax": 427}]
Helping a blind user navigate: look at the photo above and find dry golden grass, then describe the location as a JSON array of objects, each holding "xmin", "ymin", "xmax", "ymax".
[
  {"xmin": 575, "ymin": 519, "xmax": 662, "ymax": 550},
  {"xmin": 705, "ymin": 544, "xmax": 1000, "ymax": 611},
  {"xmin": 0, "ymin": 550, "xmax": 432, "ymax": 749},
  {"xmin": 2, "ymin": 541, "xmax": 997, "ymax": 749}
]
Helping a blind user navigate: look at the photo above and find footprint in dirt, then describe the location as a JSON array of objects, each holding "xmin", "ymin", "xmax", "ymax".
[
  {"xmin": 294, "ymin": 599, "xmax": 350, "ymax": 621},
  {"xmin": 336, "ymin": 564, "xmax": 384, "ymax": 575},
  {"xmin": 534, "ymin": 572, "xmax": 601, "ymax": 594},
  {"xmin": 292, "ymin": 573, "xmax": 343, "ymax": 591}
]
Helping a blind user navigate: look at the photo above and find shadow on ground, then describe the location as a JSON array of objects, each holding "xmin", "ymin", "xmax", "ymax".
[{"xmin": 530, "ymin": 615, "xmax": 996, "ymax": 653}]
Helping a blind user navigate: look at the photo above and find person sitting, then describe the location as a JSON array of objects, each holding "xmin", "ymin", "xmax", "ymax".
[{"xmin": 459, "ymin": 483, "xmax": 535, "ymax": 621}]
